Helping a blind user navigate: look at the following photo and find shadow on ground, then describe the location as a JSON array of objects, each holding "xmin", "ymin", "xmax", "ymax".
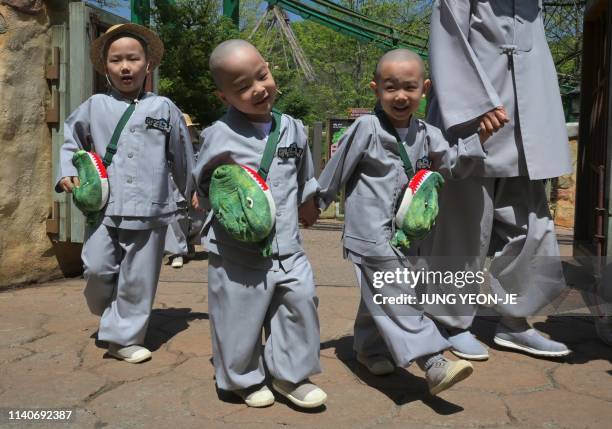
[{"xmin": 321, "ymin": 335, "xmax": 465, "ymax": 414}]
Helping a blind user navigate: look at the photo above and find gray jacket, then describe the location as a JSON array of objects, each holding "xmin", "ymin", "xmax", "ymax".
[
  {"xmin": 193, "ymin": 107, "xmax": 319, "ymax": 266},
  {"xmin": 317, "ymin": 114, "xmax": 486, "ymax": 258},
  {"xmin": 57, "ymin": 90, "xmax": 193, "ymax": 228}
]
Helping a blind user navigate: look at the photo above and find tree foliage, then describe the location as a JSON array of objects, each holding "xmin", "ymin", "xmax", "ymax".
[
  {"xmin": 152, "ymin": 0, "xmax": 582, "ymax": 126},
  {"xmin": 152, "ymin": 0, "xmax": 239, "ymax": 126}
]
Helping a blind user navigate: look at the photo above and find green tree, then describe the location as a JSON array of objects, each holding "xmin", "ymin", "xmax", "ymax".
[{"xmin": 152, "ymin": 0, "xmax": 239, "ymax": 126}]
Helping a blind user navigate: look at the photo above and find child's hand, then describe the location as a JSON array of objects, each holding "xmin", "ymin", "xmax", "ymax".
[
  {"xmin": 479, "ymin": 128, "xmax": 492, "ymax": 144},
  {"xmin": 479, "ymin": 106, "xmax": 509, "ymax": 134},
  {"xmin": 59, "ymin": 176, "xmax": 80, "ymax": 193},
  {"xmin": 191, "ymin": 193, "xmax": 203, "ymax": 211},
  {"xmin": 478, "ymin": 106, "xmax": 509, "ymax": 144},
  {"xmin": 298, "ymin": 197, "xmax": 319, "ymax": 228}
]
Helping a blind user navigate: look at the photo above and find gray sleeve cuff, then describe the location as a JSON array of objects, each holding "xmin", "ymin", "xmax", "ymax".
[
  {"xmin": 299, "ymin": 177, "xmax": 320, "ymax": 205},
  {"xmin": 460, "ymin": 133, "xmax": 487, "ymax": 159}
]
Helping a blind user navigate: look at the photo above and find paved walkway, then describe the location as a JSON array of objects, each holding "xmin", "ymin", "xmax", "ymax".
[{"xmin": 1, "ymin": 223, "xmax": 611, "ymax": 428}]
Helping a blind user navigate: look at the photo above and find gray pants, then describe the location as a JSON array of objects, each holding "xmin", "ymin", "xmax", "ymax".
[
  {"xmin": 208, "ymin": 252, "xmax": 321, "ymax": 391},
  {"xmin": 421, "ymin": 176, "xmax": 566, "ymax": 329},
  {"xmin": 82, "ymin": 224, "xmax": 167, "ymax": 346},
  {"xmin": 165, "ymin": 215, "xmax": 189, "ymax": 256},
  {"xmin": 352, "ymin": 261, "xmax": 450, "ymax": 367}
]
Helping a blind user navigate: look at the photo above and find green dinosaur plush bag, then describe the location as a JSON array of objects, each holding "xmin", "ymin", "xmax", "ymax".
[
  {"xmin": 209, "ymin": 164, "xmax": 277, "ymax": 243},
  {"xmin": 71, "ymin": 102, "xmax": 136, "ymax": 224},
  {"xmin": 391, "ymin": 168, "xmax": 444, "ymax": 250},
  {"xmin": 72, "ymin": 150, "xmax": 110, "ymax": 217},
  {"xmin": 209, "ymin": 109, "xmax": 282, "ymax": 255},
  {"xmin": 374, "ymin": 108, "xmax": 445, "ymax": 250}
]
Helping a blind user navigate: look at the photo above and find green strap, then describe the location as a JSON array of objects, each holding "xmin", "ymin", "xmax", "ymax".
[
  {"xmin": 257, "ymin": 108, "xmax": 283, "ymax": 180},
  {"xmin": 374, "ymin": 107, "xmax": 415, "ymax": 179},
  {"xmin": 103, "ymin": 102, "xmax": 136, "ymax": 167}
]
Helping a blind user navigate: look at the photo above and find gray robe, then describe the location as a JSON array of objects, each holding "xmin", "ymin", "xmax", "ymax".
[
  {"xmin": 192, "ymin": 107, "xmax": 321, "ymax": 390},
  {"xmin": 317, "ymin": 113, "xmax": 486, "ymax": 363},
  {"xmin": 423, "ymin": 0, "xmax": 570, "ymax": 329},
  {"xmin": 427, "ymin": 0, "xmax": 572, "ymax": 179},
  {"xmin": 58, "ymin": 89, "xmax": 193, "ymax": 346}
]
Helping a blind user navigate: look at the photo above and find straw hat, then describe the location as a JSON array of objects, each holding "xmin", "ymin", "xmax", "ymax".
[
  {"xmin": 183, "ymin": 113, "xmax": 200, "ymax": 127},
  {"xmin": 90, "ymin": 23, "xmax": 164, "ymax": 75}
]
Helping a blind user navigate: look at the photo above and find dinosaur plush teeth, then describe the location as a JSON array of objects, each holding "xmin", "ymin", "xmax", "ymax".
[
  {"xmin": 241, "ymin": 165, "xmax": 276, "ymax": 222},
  {"xmin": 72, "ymin": 150, "xmax": 109, "ymax": 214},
  {"xmin": 395, "ymin": 169, "xmax": 433, "ymax": 229}
]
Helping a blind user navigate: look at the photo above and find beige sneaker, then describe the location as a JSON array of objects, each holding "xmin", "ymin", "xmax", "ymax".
[
  {"xmin": 107, "ymin": 344, "xmax": 152, "ymax": 364},
  {"xmin": 356, "ymin": 353, "xmax": 395, "ymax": 375},
  {"xmin": 272, "ymin": 379, "xmax": 327, "ymax": 409},
  {"xmin": 426, "ymin": 358, "xmax": 473, "ymax": 395},
  {"xmin": 234, "ymin": 385, "xmax": 275, "ymax": 408}
]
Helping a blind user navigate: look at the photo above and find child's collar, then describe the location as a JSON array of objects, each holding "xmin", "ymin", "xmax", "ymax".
[{"xmin": 109, "ymin": 87, "xmax": 149, "ymax": 103}]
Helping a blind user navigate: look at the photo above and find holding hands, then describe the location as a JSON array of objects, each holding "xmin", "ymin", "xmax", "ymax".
[
  {"xmin": 478, "ymin": 106, "xmax": 510, "ymax": 143},
  {"xmin": 298, "ymin": 197, "xmax": 319, "ymax": 228}
]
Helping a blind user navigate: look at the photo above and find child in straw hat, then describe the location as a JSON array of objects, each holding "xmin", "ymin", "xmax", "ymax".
[{"xmin": 56, "ymin": 23, "xmax": 193, "ymax": 363}]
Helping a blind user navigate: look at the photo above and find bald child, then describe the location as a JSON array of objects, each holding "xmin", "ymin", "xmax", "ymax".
[
  {"xmin": 193, "ymin": 40, "xmax": 326, "ymax": 409},
  {"xmin": 317, "ymin": 49, "xmax": 495, "ymax": 395}
]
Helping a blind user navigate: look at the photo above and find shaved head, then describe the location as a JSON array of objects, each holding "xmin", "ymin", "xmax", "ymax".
[
  {"xmin": 209, "ymin": 39, "xmax": 264, "ymax": 88},
  {"xmin": 374, "ymin": 49, "xmax": 425, "ymax": 82}
]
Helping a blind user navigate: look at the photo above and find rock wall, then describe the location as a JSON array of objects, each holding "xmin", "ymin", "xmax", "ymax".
[{"xmin": 0, "ymin": 2, "xmax": 64, "ymax": 287}]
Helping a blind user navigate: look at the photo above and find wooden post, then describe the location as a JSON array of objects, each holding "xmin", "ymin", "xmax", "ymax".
[{"xmin": 312, "ymin": 121, "xmax": 323, "ymax": 177}]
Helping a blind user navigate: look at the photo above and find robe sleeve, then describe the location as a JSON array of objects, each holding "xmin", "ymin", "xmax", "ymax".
[
  {"xmin": 430, "ymin": 0, "xmax": 502, "ymax": 130},
  {"xmin": 167, "ymin": 102, "xmax": 194, "ymax": 201},
  {"xmin": 426, "ymin": 123, "xmax": 487, "ymax": 179},
  {"xmin": 55, "ymin": 98, "xmax": 92, "ymax": 192},
  {"xmin": 317, "ymin": 117, "xmax": 373, "ymax": 210},
  {"xmin": 294, "ymin": 119, "xmax": 320, "ymax": 205}
]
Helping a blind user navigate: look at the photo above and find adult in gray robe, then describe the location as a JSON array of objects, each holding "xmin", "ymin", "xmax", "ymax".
[{"xmin": 424, "ymin": 0, "xmax": 572, "ymax": 358}]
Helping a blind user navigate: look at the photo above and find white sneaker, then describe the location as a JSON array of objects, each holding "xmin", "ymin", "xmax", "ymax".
[
  {"xmin": 234, "ymin": 385, "xmax": 275, "ymax": 408},
  {"xmin": 171, "ymin": 256, "xmax": 184, "ymax": 268},
  {"xmin": 107, "ymin": 344, "xmax": 152, "ymax": 363},
  {"xmin": 272, "ymin": 379, "xmax": 327, "ymax": 408}
]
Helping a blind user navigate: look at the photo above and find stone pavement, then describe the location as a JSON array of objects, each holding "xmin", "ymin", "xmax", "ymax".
[{"xmin": 1, "ymin": 223, "xmax": 611, "ymax": 428}]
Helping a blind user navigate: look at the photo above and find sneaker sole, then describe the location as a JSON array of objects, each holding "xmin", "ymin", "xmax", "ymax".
[
  {"xmin": 493, "ymin": 336, "xmax": 571, "ymax": 357},
  {"xmin": 107, "ymin": 349, "xmax": 152, "ymax": 364},
  {"xmin": 356, "ymin": 355, "xmax": 395, "ymax": 376},
  {"xmin": 272, "ymin": 381, "xmax": 327, "ymax": 409},
  {"xmin": 450, "ymin": 349, "xmax": 489, "ymax": 361},
  {"xmin": 429, "ymin": 361, "xmax": 473, "ymax": 396}
]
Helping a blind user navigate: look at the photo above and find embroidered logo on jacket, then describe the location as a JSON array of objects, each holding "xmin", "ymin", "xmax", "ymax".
[
  {"xmin": 277, "ymin": 143, "xmax": 303, "ymax": 160},
  {"xmin": 145, "ymin": 117, "xmax": 172, "ymax": 133},
  {"xmin": 416, "ymin": 156, "xmax": 431, "ymax": 170}
]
